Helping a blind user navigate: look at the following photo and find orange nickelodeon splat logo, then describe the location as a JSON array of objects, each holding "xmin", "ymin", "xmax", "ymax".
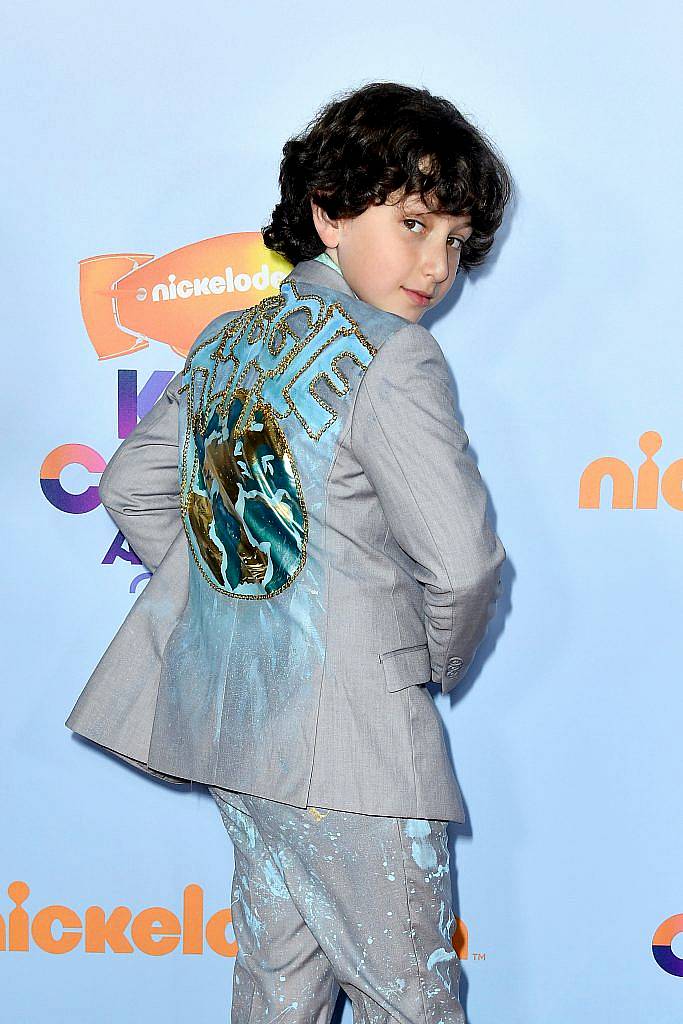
[
  {"xmin": 579, "ymin": 431, "xmax": 683, "ymax": 510},
  {"xmin": 80, "ymin": 233, "xmax": 292, "ymax": 361}
]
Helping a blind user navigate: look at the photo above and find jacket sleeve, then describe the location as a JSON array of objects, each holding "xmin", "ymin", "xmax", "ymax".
[
  {"xmin": 98, "ymin": 370, "xmax": 184, "ymax": 574},
  {"xmin": 350, "ymin": 321, "xmax": 505, "ymax": 694}
]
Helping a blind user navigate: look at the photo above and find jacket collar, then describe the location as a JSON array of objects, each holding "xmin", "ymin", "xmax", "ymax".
[{"xmin": 282, "ymin": 258, "xmax": 357, "ymax": 300}]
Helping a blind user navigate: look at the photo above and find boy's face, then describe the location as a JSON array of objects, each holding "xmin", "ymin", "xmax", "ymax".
[{"xmin": 310, "ymin": 188, "xmax": 473, "ymax": 323}]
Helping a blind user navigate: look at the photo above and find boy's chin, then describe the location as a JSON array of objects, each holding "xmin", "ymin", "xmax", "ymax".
[{"xmin": 361, "ymin": 292, "xmax": 423, "ymax": 322}]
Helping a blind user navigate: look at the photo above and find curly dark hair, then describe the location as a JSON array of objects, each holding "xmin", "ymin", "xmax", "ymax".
[{"xmin": 262, "ymin": 81, "xmax": 514, "ymax": 275}]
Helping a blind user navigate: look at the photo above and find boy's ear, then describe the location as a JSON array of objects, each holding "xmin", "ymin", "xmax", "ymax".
[{"xmin": 310, "ymin": 196, "xmax": 340, "ymax": 248}]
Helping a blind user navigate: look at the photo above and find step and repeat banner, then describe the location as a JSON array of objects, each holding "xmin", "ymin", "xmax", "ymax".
[{"xmin": 3, "ymin": 2, "xmax": 681, "ymax": 1021}]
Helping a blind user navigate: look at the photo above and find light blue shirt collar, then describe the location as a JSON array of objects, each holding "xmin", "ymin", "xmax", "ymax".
[{"xmin": 313, "ymin": 252, "xmax": 359, "ymax": 298}]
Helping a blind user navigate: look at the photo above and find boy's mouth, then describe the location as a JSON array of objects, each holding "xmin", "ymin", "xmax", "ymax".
[{"xmin": 402, "ymin": 286, "xmax": 433, "ymax": 307}]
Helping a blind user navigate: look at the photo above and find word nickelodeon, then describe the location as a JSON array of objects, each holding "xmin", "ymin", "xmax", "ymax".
[
  {"xmin": 79, "ymin": 233, "xmax": 291, "ymax": 361},
  {"xmin": 0, "ymin": 881, "xmax": 235, "ymax": 957},
  {"xmin": 1, "ymin": 882, "xmax": 468, "ymax": 960}
]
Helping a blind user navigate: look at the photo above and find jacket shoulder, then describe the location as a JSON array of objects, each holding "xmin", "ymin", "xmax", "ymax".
[
  {"xmin": 357, "ymin": 319, "xmax": 452, "ymax": 397},
  {"xmin": 182, "ymin": 309, "xmax": 243, "ymax": 372}
]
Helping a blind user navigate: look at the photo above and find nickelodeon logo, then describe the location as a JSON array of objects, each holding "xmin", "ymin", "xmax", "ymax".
[
  {"xmin": 579, "ymin": 432, "xmax": 682, "ymax": 510},
  {"xmin": 1, "ymin": 881, "xmax": 468, "ymax": 960},
  {"xmin": 1, "ymin": 881, "xmax": 235, "ymax": 957},
  {"xmin": 80, "ymin": 232, "xmax": 291, "ymax": 361}
]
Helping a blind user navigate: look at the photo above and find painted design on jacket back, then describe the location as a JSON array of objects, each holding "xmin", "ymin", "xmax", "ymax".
[
  {"xmin": 179, "ymin": 279, "xmax": 376, "ymax": 598},
  {"xmin": 146, "ymin": 274, "xmax": 389, "ymax": 793}
]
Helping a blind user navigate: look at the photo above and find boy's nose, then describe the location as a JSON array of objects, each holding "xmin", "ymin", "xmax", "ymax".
[{"xmin": 422, "ymin": 249, "xmax": 452, "ymax": 285}]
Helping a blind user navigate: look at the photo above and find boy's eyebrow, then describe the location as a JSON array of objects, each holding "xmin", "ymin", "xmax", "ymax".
[{"xmin": 401, "ymin": 203, "xmax": 472, "ymax": 230}]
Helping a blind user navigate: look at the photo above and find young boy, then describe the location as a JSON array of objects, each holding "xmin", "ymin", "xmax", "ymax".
[{"xmin": 66, "ymin": 81, "xmax": 512, "ymax": 1023}]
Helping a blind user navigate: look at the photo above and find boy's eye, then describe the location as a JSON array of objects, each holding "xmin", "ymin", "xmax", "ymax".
[{"xmin": 403, "ymin": 219, "xmax": 465, "ymax": 249}]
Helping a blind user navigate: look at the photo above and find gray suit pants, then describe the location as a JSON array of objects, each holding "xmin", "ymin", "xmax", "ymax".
[{"xmin": 208, "ymin": 785, "xmax": 466, "ymax": 1024}]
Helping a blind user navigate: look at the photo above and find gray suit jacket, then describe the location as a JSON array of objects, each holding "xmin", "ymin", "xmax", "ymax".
[{"xmin": 65, "ymin": 257, "xmax": 505, "ymax": 821}]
